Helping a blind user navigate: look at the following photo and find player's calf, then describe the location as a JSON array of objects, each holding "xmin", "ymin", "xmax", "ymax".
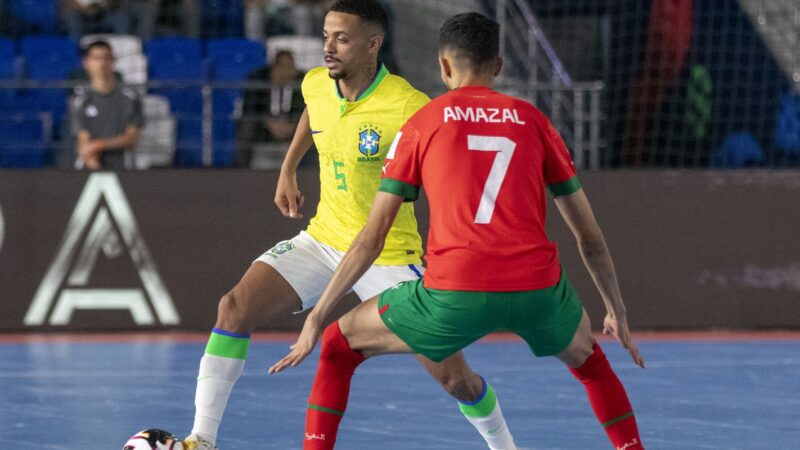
[
  {"xmin": 569, "ymin": 343, "xmax": 644, "ymax": 450},
  {"xmin": 304, "ymin": 321, "xmax": 366, "ymax": 449}
]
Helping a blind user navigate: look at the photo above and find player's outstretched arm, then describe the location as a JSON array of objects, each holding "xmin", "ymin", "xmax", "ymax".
[
  {"xmin": 275, "ymin": 107, "xmax": 313, "ymax": 219},
  {"xmin": 269, "ymin": 192, "xmax": 404, "ymax": 374},
  {"xmin": 554, "ymin": 189, "xmax": 645, "ymax": 368}
]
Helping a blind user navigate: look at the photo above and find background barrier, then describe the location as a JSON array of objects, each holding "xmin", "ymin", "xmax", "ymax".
[{"xmin": 0, "ymin": 169, "xmax": 798, "ymax": 331}]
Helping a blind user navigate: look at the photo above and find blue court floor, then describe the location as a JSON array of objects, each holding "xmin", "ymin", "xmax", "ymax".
[{"xmin": 0, "ymin": 337, "xmax": 798, "ymax": 449}]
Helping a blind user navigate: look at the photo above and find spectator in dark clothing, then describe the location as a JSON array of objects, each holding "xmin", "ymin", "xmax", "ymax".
[
  {"xmin": 62, "ymin": 0, "xmax": 131, "ymax": 41},
  {"xmin": 73, "ymin": 40, "xmax": 142, "ymax": 170},
  {"xmin": 236, "ymin": 50, "xmax": 305, "ymax": 167}
]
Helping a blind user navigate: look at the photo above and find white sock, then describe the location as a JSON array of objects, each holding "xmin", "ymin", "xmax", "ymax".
[
  {"xmin": 464, "ymin": 402, "xmax": 517, "ymax": 450},
  {"xmin": 459, "ymin": 378, "xmax": 517, "ymax": 450},
  {"xmin": 191, "ymin": 353, "xmax": 246, "ymax": 445}
]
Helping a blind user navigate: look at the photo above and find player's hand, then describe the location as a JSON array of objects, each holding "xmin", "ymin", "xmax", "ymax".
[
  {"xmin": 268, "ymin": 316, "xmax": 322, "ymax": 374},
  {"xmin": 603, "ymin": 313, "xmax": 645, "ymax": 368},
  {"xmin": 274, "ymin": 171, "xmax": 305, "ymax": 219},
  {"xmin": 78, "ymin": 141, "xmax": 101, "ymax": 160}
]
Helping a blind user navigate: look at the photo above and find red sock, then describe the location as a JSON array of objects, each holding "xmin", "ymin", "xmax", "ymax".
[
  {"xmin": 569, "ymin": 343, "xmax": 644, "ymax": 450},
  {"xmin": 303, "ymin": 321, "xmax": 366, "ymax": 449}
]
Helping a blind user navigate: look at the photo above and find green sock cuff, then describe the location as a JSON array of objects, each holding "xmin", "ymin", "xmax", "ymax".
[
  {"xmin": 205, "ymin": 330, "xmax": 250, "ymax": 359},
  {"xmin": 458, "ymin": 379, "xmax": 498, "ymax": 418}
]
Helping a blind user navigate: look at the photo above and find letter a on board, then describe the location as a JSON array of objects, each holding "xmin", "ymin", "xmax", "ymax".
[{"xmin": 24, "ymin": 173, "xmax": 179, "ymax": 326}]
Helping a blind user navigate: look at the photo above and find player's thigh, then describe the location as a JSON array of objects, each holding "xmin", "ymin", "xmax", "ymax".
[
  {"xmin": 338, "ymin": 297, "xmax": 412, "ymax": 358},
  {"xmin": 220, "ymin": 262, "xmax": 302, "ymax": 326},
  {"xmin": 510, "ymin": 271, "xmax": 584, "ymax": 358},
  {"xmin": 555, "ymin": 309, "xmax": 595, "ymax": 368},
  {"xmin": 377, "ymin": 279, "xmax": 488, "ymax": 363},
  {"xmin": 253, "ymin": 231, "xmax": 338, "ymax": 310},
  {"xmin": 351, "ymin": 262, "xmax": 424, "ymax": 301}
]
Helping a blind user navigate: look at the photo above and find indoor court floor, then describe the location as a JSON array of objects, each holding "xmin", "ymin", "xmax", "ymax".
[{"xmin": 0, "ymin": 333, "xmax": 798, "ymax": 449}]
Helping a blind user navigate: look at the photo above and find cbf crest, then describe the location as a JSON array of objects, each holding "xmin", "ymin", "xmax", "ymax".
[
  {"xmin": 263, "ymin": 240, "xmax": 296, "ymax": 259},
  {"xmin": 357, "ymin": 123, "xmax": 383, "ymax": 162}
]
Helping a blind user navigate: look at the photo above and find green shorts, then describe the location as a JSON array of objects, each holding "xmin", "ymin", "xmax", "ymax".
[{"xmin": 378, "ymin": 269, "xmax": 584, "ymax": 362}]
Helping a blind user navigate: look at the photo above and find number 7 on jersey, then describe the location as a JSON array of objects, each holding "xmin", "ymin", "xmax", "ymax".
[{"xmin": 468, "ymin": 135, "xmax": 516, "ymax": 224}]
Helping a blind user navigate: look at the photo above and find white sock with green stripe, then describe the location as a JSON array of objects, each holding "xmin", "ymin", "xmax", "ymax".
[
  {"xmin": 191, "ymin": 328, "xmax": 250, "ymax": 445},
  {"xmin": 458, "ymin": 377, "xmax": 517, "ymax": 450}
]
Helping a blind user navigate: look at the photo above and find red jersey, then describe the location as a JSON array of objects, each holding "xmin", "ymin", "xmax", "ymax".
[{"xmin": 379, "ymin": 86, "xmax": 580, "ymax": 291}]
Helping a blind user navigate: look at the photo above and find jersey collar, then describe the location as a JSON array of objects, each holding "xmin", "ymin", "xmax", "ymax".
[{"xmin": 334, "ymin": 62, "xmax": 389, "ymax": 113}]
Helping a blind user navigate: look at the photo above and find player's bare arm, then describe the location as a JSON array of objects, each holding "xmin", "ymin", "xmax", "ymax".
[
  {"xmin": 269, "ymin": 191, "xmax": 404, "ymax": 374},
  {"xmin": 275, "ymin": 107, "xmax": 313, "ymax": 219},
  {"xmin": 91, "ymin": 124, "xmax": 140, "ymax": 153},
  {"xmin": 554, "ymin": 188, "xmax": 645, "ymax": 368}
]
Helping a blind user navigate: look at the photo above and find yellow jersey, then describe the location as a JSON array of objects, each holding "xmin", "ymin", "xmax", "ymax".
[{"xmin": 302, "ymin": 64, "xmax": 428, "ymax": 265}]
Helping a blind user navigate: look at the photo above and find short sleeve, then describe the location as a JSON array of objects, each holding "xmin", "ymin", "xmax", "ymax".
[
  {"xmin": 543, "ymin": 119, "xmax": 581, "ymax": 196},
  {"xmin": 300, "ymin": 67, "xmax": 326, "ymax": 105},
  {"xmin": 402, "ymin": 90, "xmax": 430, "ymax": 124},
  {"xmin": 379, "ymin": 121, "xmax": 423, "ymax": 201}
]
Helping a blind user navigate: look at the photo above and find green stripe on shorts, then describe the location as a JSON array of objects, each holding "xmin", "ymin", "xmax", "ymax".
[{"xmin": 205, "ymin": 332, "xmax": 250, "ymax": 360}]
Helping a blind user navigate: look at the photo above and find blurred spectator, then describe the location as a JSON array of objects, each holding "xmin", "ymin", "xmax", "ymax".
[
  {"xmin": 245, "ymin": 0, "xmax": 325, "ymax": 40},
  {"xmin": 117, "ymin": 0, "xmax": 200, "ymax": 39},
  {"xmin": 72, "ymin": 40, "xmax": 142, "ymax": 170},
  {"xmin": 235, "ymin": 49, "xmax": 304, "ymax": 167},
  {"xmin": 153, "ymin": 0, "xmax": 199, "ymax": 38},
  {"xmin": 62, "ymin": 0, "xmax": 131, "ymax": 41},
  {"xmin": 126, "ymin": 0, "xmax": 160, "ymax": 39}
]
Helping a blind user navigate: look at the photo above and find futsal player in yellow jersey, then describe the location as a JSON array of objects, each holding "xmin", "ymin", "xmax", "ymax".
[
  {"xmin": 181, "ymin": 2, "xmax": 517, "ymax": 449},
  {"xmin": 302, "ymin": 63, "xmax": 425, "ymax": 265}
]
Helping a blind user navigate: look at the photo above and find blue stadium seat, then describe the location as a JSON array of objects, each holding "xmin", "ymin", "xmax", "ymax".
[
  {"xmin": 147, "ymin": 38, "xmax": 205, "ymax": 116},
  {"xmin": 201, "ymin": 0, "xmax": 244, "ymax": 38},
  {"xmin": 206, "ymin": 38, "xmax": 265, "ymax": 80},
  {"xmin": 212, "ymin": 90, "xmax": 240, "ymax": 116},
  {"xmin": 21, "ymin": 36, "xmax": 79, "ymax": 80},
  {"xmin": 206, "ymin": 39, "xmax": 263, "ymax": 127},
  {"xmin": 213, "ymin": 119, "xmax": 236, "ymax": 167},
  {"xmin": 776, "ymin": 93, "xmax": 800, "ymax": 155},
  {"xmin": 0, "ymin": 115, "xmax": 50, "ymax": 168},
  {"xmin": 0, "ymin": 39, "xmax": 17, "ymax": 105},
  {"xmin": 145, "ymin": 37, "xmax": 203, "ymax": 66},
  {"xmin": 174, "ymin": 118, "xmax": 203, "ymax": 167},
  {"xmin": 9, "ymin": 0, "xmax": 59, "ymax": 35},
  {"xmin": 712, "ymin": 132, "xmax": 764, "ymax": 168},
  {"xmin": 149, "ymin": 59, "xmax": 206, "ymax": 81},
  {"xmin": 0, "ymin": 38, "xmax": 17, "ymax": 61}
]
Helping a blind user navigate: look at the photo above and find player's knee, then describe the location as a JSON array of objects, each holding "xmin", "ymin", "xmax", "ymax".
[
  {"xmin": 319, "ymin": 322, "xmax": 343, "ymax": 361},
  {"xmin": 216, "ymin": 292, "xmax": 251, "ymax": 332}
]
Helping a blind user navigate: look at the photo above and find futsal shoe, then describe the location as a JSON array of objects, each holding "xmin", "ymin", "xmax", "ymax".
[{"xmin": 181, "ymin": 434, "xmax": 218, "ymax": 450}]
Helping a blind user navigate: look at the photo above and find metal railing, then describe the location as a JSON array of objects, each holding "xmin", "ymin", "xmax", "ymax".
[
  {"xmin": 493, "ymin": 0, "xmax": 604, "ymax": 169},
  {"xmin": 0, "ymin": 79, "xmax": 303, "ymax": 168}
]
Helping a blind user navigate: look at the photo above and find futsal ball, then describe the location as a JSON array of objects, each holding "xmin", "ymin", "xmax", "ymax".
[{"xmin": 123, "ymin": 429, "xmax": 183, "ymax": 450}]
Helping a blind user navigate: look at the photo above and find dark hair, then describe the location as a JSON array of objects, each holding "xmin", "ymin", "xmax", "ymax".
[
  {"xmin": 329, "ymin": 0, "xmax": 389, "ymax": 34},
  {"xmin": 439, "ymin": 12, "xmax": 500, "ymax": 72},
  {"xmin": 82, "ymin": 40, "xmax": 113, "ymax": 57}
]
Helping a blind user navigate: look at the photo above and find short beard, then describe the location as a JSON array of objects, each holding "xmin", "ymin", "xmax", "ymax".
[{"xmin": 327, "ymin": 69, "xmax": 347, "ymax": 80}]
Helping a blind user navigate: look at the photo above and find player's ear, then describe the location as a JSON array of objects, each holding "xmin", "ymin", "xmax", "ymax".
[
  {"xmin": 368, "ymin": 34, "xmax": 383, "ymax": 55},
  {"xmin": 493, "ymin": 56, "xmax": 503, "ymax": 77},
  {"xmin": 439, "ymin": 54, "xmax": 453, "ymax": 78}
]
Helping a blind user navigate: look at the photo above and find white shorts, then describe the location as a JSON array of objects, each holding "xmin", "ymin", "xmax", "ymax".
[{"xmin": 254, "ymin": 231, "xmax": 424, "ymax": 311}]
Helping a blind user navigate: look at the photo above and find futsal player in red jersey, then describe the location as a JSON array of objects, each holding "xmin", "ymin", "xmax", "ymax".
[{"xmin": 271, "ymin": 12, "xmax": 646, "ymax": 450}]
